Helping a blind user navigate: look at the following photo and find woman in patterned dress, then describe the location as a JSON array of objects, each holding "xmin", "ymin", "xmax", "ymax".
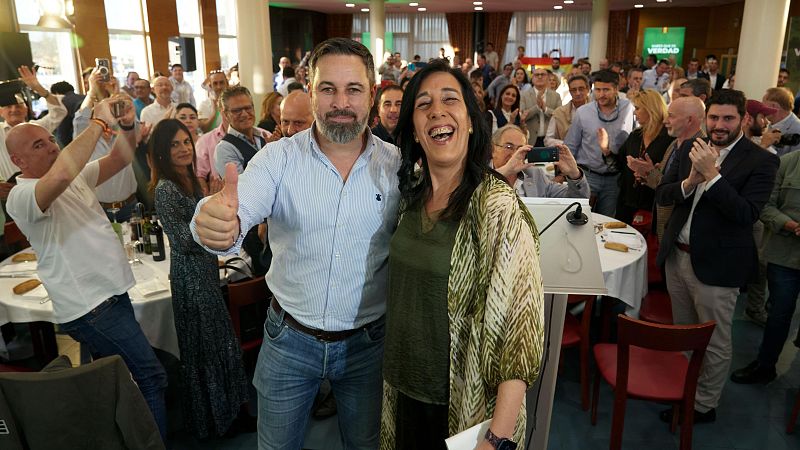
[
  {"xmin": 381, "ymin": 59, "xmax": 545, "ymax": 449},
  {"xmin": 148, "ymin": 119, "xmax": 252, "ymax": 440}
]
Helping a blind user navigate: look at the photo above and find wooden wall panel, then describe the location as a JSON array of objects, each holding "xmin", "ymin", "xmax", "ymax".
[
  {"xmin": 145, "ymin": 0, "xmax": 179, "ymax": 76},
  {"xmin": 72, "ymin": 0, "xmax": 111, "ymax": 72},
  {"xmin": 201, "ymin": 0, "xmax": 221, "ymax": 72}
]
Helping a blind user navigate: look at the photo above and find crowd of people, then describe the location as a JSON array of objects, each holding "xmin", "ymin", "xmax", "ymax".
[{"xmin": 0, "ymin": 34, "xmax": 799, "ymax": 450}]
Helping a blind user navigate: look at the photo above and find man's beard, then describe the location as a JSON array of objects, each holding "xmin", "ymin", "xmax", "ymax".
[
  {"xmin": 748, "ymin": 122, "xmax": 763, "ymax": 137},
  {"xmin": 316, "ymin": 109, "xmax": 367, "ymax": 144},
  {"xmin": 709, "ymin": 124, "xmax": 742, "ymax": 147}
]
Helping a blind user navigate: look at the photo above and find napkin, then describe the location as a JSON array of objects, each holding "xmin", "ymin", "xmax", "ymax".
[
  {"xmin": 0, "ymin": 261, "xmax": 38, "ymax": 276},
  {"xmin": 18, "ymin": 284, "xmax": 48, "ymax": 300},
  {"xmin": 605, "ymin": 233, "xmax": 643, "ymax": 250},
  {"xmin": 132, "ymin": 278, "xmax": 170, "ymax": 298},
  {"xmin": 445, "ymin": 419, "xmax": 491, "ymax": 450}
]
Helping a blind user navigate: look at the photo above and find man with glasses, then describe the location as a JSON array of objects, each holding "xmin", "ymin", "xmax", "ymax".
[
  {"xmin": 140, "ymin": 76, "xmax": 175, "ymax": 129},
  {"xmin": 545, "ymin": 74, "xmax": 590, "ymax": 146},
  {"xmin": 563, "ymin": 69, "xmax": 635, "ymax": 216},
  {"xmin": 521, "ymin": 67, "xmax": 562, "ymax": 146}
]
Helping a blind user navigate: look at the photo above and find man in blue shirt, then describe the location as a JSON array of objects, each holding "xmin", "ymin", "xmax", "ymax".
[
  {"xmin": 191, "ymin": 38, "xmax": 400, "ymax": 449},
  {"xmin": 563, "ymin": 69, "xmax": 635, "ymax": 217}
]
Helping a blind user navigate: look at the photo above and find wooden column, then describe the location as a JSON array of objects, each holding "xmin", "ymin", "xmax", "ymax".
[
  {"xmin": 0, "ymin": 0, "xmax": 17, "ymax": 33},
  {"xmin": 145, "ymin": 0, "xmax": 179, "ymax": 76},
  {"xmin": 201, "ymin": 0, "xmax": 221, "ymax": 72},
  {"xmin": 72, "ymin": 0, "xmax": 111, "ymax": 71}
]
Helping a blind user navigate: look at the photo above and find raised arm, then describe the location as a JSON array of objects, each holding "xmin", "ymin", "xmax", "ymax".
[{"xmin": 95, "ymin": 95, "xmax": 139, "ymax": 186}]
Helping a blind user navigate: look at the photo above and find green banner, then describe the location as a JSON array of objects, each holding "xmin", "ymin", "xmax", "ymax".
[
  {"xmin": 642, "ymin": 27, "xmax": 686, "ymax": 64},
  {"xmin": 785, "ymin": 17, "xmax": 800, "ymax": 95},
  {"xmin": 360, "ymin": 32, "xmax": 394, "ymax": 57}
]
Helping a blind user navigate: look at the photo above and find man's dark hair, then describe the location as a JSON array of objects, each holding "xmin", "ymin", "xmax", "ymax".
[
  {"xmin": 689, "ymin": 57, "xmax": 700, "ymax": 64},
  {"xmin": 646, "ymin": 54, "xmax": 657, "ymax": 63},
  {"xmin": 503, "ymin": 63, "xmax": 513, "ymax": 70},
  {"xmin": 50, "ymin": 81, "xmax": 75, "ymax": 95},
  {"xmin": 706, "ymin": 89, "xmax": 746, "ymax": 118},
  {"xmin": 171, "ymin": 63, "xmax": 183, "ymax": 70},
  {"xmin": 567, "ymin": 74, "xmax": 590, "ymax": 88},
  {"xmin": 681, "ymin": 78, "xmax": 712, "ymax": 99},
  {"xmin": 282, "ymin": 65, "xmax": 295, "ymax": 79},
  {"xmin": 780, "ymin": 68, "xmax": 790, "ymax": 76},
  {"xmin": 627, "ymin": 67, "xmax": 644, "ymax": 76},
  {"xmin": 286, "ymin": 81, "xmax": 304, "ymax": 93},
  {"xmin": 657, "ymin": 59, "xmax": 670, "ymax": 66},
  {"xmin": 379, "ymin": 84, "xmax": 403, "ymax": 101},
  {"xmin": 593, "ymin": 69, "xmax": 619, "ymax": 87},
  {"xmin": 219, "ymin": 85, "xmax": 253, "ymax": 110},
  {"xmin": 706, "ymin": 54, "xmax": 718, "ymax": 61},
  {"xmin": 395, "ymin": 59, "xmax": 497, "ymax": 221},
  {"xmin": 610, "ymin": 62, "xmax": 623, "ymax": 71},
  {"xmin": 413, "ymin": 55, "xmax": 421, "ymax": 61},
  {"xmin": 469, "ymin": 70, "xmax": 483, "ymax": 82},
  {"xmin": 308, "ymin": 37, "xmax": 375, "ymax": 87}
]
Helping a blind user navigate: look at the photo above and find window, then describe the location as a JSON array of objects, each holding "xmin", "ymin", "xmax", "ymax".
[
  {"xmin": 13, "ymin": 0, "xmax": 79, "ymax": 98},
  {"xmin": 175, "ymin": 0, "xmax": 206, "ymax": 103},
  {"xmin": 352, "ymin": 12, "xmax": 449, "ymax": 63},
  {"xmin": 216, "ymin": 0, "xmax": 238, "ymax": 70},
  {"xmin": 105, "ymin": 0, "xmax": 150, "ymax": 81},
  {"xmin": 504, "ymin": 11, "xmax": 591, "ymax": 66}
]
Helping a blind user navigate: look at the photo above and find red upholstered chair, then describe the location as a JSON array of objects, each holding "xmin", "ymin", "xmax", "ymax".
[
  {"xmin": 591, "ymin": 315, "xmax": 715, "ymax": 450},
  {"xmin": 226, "ymin": 275, "xmax": 270, "ymax": 370},
  {"xmin": 788, "ymin": 388, "xmax": 800, "ymax": 433},
  {"xmin": 561, "ymin": 294, "xmax": 596, "ymax": 411},
  {"xmin": 638, "ymin": 290, "xmax": 674, "ymax": 325},
  {"xmin": 4, "ymin": 222, "xmax": 30, "ymax": 251}
]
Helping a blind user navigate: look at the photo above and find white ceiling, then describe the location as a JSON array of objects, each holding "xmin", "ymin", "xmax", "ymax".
[{"xmin": 269, "ymin": 0, "xmax": 741, "ymax": 14}]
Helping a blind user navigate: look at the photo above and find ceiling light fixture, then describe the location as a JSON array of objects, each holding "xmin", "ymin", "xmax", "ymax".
[
  {"xmin": 473, "ymin": 1, "xmax": 483, "ymax": 4},
  {"xmin": 554, "ymin": 5, "xmax": 563, "ymax": 9},
  {"xmin": 564, "ymin": 0, "xmax": 574, "ymax": 3},
  {"xmin": 345, "ymin": 3, "xmax": 354, "ymax": 7},
  {"xmin": 474, "ymin": 6, "xmax": 483, "ymax": 10},
  {"xmin": 361, "ymin": 7, "xmax": 369, "ymax": 11},
  {"xmin": 418, "ymin": 7, "xmax": 426, "ymax": 11},
  {"xmin": 634, "ymin": 4, "xmax": 644, "ymax": 7},
  {"xmin": 409, "ymin": 2, "xmax": 419, "ymax": 6}
]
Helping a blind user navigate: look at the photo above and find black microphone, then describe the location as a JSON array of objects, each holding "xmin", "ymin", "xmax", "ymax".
[{"xmin": 566, "ymin": 203, "xmax": 588, "ymax": 226}]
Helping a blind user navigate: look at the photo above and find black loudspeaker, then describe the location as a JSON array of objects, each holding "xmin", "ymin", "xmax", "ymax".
[
  {"xmin": 168, "ymin": 36, "xmax": 197, "ymax": 72},
  {"xmin": 0, "ymin": 32, "xmax": 33, "ymax": 82}
]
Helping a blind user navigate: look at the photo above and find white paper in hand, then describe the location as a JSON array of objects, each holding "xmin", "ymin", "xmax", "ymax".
[{"xmin": 445, "ymin": 419, "xmax": 491, "ymax": 450}]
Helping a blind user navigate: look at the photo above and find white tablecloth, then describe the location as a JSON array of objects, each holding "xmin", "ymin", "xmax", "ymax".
[
  {"xmin": 592, "ymin": 213, "xmax": 649, "ymax": 315},
  {"xmin": 0, "ymin": 244, "xmax": 252, "ymax": 359}
]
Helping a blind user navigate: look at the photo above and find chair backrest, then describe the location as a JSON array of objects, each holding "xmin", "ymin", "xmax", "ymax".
[
  {"xmin": 3, "ymin": 222, "xmax": 29, "ymax": 250},
  {"xmin": 615, "ymin": 314, "xmax": 716, "ymax": 402},
  {"xmin": 226, "ymin": 275, "xmax": 270, "ymax": 343}
]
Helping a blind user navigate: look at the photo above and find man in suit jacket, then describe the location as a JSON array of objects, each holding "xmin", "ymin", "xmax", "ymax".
[
  {"xmin": 521, "ymin": 67, "xmax": 562, "ymax": 146},
  {"xmin": 697, "ymin": 55, "xmax": 726, "ymax": 91},
  {"xmin": 655, "ymin": 89, "xmax": 779, "ymax": 424}
]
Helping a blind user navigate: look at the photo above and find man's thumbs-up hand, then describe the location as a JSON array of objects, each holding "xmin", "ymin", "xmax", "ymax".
[{"xmin": 195, "ymin": 163, "xmax": 241, "ymax": 250}]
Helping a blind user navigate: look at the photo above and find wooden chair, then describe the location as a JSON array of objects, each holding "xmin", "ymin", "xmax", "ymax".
[
  {"xmin": 638, "ymin": 290, "xmax": 674, "ymax": 325},
  {"xmin": 561, "ymin": 294, "xmax": 597, "ymax": 411},
  {"xmin": 788, "ymin": 388, "xmax": 800, "ymax": 434},
  {"xmin": 591, "ymin": 315, "xmax": 715, "ymax": 450},
  {"xmin": 4, "ymin": 221, "xmax": 29, "ymax": 251},
  {"xmin": 226, "ymin": 275, "xmax": 270, "ymax": 370}
]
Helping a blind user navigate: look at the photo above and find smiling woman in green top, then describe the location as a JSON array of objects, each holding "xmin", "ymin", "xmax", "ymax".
[{"xmin": 381, "ymin": 59, "xmax": 545, "ymax": 450}]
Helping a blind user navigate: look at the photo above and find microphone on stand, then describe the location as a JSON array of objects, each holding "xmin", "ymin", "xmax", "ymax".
[{"xmin": 566, "ymin": 203, "xmax": 588, "ymax": 226}]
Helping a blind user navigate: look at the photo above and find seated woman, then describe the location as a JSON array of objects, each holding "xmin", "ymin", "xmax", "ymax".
[
  {"xmin": 148, "ymin": 119, "xmax": 253, "ymax": 439},
  {"xmin": 492, "ymin": 124, "xmax": 590, "ymax": 198},
  {"xmin": 381, "ymin": 59, "xmax": 545, "ymax": 450},
  {"xmin": 485, "ymin": 84, "xmax": 528, "ymax": 135}
]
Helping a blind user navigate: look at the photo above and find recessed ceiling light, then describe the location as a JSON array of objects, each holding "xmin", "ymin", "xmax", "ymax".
[
  {"xmin": 345, "ymin": 3, "xmax": 354, "ymax": 7},
  {"xmin": 554, "ymin": 5, "xmax": 563, "ymax": 9},
  {"xmin": 657, "ymin": 0, "xmax": 667, "ymax": 2},
  {"xmin": 564, "ymin": 0, "xmax": 574, "ymax": 3},
  {"xmin": 418, "ymin": 7, "xmax": 426, "ymax": 11},
  {"xmin": 474, "ymin": 6, "xmax": 483, "ymax": 10},
  {"xmin": 473, "ymin": 1, "xmax": 483, "ymax": 4},
  {"xmin": 409, "ymin": 2, "xmax": 418, "ymax": 5},
  {"xmin": 634, "ymin": 4, "xmax": 644, "ymax": 7},
  {"xmin": 361, "ymin": 7, "xmax": 369, "ymax": 11}
]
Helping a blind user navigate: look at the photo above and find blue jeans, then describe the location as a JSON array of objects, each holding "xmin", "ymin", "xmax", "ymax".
[
  {"xmin": 757, "ymin": 263, "xmax": 800, "ymax": 368},
  {"xmin": 254, "ymin": 304, "xmax": 384, "ymax": 450},
  {"xmin": 60, "ymin": 293, "xmax": 168, "ymax": 440},
  {"xmin": 584, "ymin": 170, "xmax": 620, "ymax": 217}
]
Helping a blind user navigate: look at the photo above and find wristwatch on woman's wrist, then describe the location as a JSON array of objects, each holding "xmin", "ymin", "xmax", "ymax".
[{"xmin": 484, "ymin": 428, "xmax": 517, "ymax": 450}]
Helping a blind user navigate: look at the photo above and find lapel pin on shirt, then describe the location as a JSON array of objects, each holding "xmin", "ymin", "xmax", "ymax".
[{"xmin": 376, "ymin": 194, "xmax": 382, "ymax": 201}]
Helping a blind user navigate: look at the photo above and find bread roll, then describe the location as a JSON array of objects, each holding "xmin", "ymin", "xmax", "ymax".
[
  {"xmin": 13, "ymin": 279, "xmax": 41, "ymax": 295},
  {"xmin": 604, "ymin": 222, "xmax": 628, "ymax": 229},
  {"xmin": 11, "ymin": 253, "xmax": 36, "ymax": 263},
  {"xmin": 604, "ymin": 242, "xmax": 629, "ymax": 252}
]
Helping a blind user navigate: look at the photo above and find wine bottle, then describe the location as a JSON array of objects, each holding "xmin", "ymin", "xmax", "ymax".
[
  {"xmin": 142, "ymin": 212, "xmax": 153, "ymax": 254},
  {"xmin": 150, "ymin": 214, "xmax": 166, "ymax": 262}
]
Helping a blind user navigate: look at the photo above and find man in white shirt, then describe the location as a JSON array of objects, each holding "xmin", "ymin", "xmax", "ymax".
[
  {"xmin": 642, "ymin": 59, "xmax": 671, "ymax": 94},
  {"xmin": 484, "ymin": 42, "xmax": 500, "ymax": 71},
  {"xmin": 0, "ymin": 66, "xmax": 67, "ymax": 181},
  {"xmin": 276, "ymin": 66, "xmax": 297, "ymax": 97},
  {"xmin": 273, "ymin": 57, "xmax": 291, "ymax": 89},
  {"xmin": 197, "ymin": 70, "xmax": 228, "ymax": 132},
  {"xmin": 4, "ymin": 96, "xmax": 167, "ymax": 441},
  {"xmin": 140, "ymin": 76, "xmax": 176, "ymax": 129},
  {"xmin": 655, "ymin": 89, "xmax": 779, "ymax": 425},
  {"xmin": 169, "ymin": 63, "xmax": 195, "ymax": 106},
  {"xmin": 521, "ymin": 67, "xmax": 562, "ymax": 146}
]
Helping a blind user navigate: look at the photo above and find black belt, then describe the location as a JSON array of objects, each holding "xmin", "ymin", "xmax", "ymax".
[
  {"xmin": 99, "ymin": 193, "xmax": 137, "ymax": 210},
  {"xmin": 579, "ymin": 165, "xmax": 619, "ymax": 177},
  {"xmin": 270, "ymin": 298, "xmax": 363, "ymax": 342}
]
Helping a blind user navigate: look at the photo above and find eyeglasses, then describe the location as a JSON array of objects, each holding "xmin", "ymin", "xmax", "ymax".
[
  {"xmin": 227, "ymin": 105, "xmax": 254, "ymax": 116},
  {"xmin": 495, "ymin": 143, "xmax": 523, "ymax": 152}
]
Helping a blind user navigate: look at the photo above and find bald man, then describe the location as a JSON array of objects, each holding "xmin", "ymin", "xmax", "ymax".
[
  {"xmin": 628, "ymin": 96, "xmax": 706, "ymax": 240},
  {"xmin": 4, "ymin": 96, "xmax": 167, "ymax": 441},
  {"xmin": 278, "ymin": 91, "xmax": 313, "ymax": 138},
  {"xmin": 140, "ymin": 76, "xmax": 176, "ymax": 128}
]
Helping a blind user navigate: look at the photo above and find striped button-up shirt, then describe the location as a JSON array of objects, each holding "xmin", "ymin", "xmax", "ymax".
[{"xmin": 192, "ymin": 126, "xmax": 401, "ymax": 331}]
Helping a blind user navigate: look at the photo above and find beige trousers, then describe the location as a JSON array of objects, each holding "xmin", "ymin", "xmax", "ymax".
[{"xmin": 665, "ymin": 249, "xmax": 740, "ymax": 412}]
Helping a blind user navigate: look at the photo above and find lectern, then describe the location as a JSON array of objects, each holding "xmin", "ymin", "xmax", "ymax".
[{"xmin": 521, "ymin": 197, "xmax": 607, "ymax": 450}]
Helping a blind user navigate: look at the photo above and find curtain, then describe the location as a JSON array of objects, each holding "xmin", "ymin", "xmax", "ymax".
[
  {"xmin": 484, "ymin": 12, "xmax": 513, "ymax": 66},
  {"xmin": 351, "ymin": 13, "xmax": 449, "ymax": 61},
  {"xmin": 503, "ymin": 10, "xmax": 591, "ymax": 66},
  {"xmin": 446, "ymin": 13, "xmax": 473, "ymax": 62},
  {"xmin": 326, "ymin": 14, "xmax": 353, "ymax": 40}
]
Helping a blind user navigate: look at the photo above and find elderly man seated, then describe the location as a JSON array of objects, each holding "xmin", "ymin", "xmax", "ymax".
[{"xmin": 491, "ymin": 124, "xmax": 590, "ymax": 198}]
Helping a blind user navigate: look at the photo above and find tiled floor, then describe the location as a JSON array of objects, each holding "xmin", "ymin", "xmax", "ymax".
[{"xmin": 17, "ymin": 292, "xmax": 800, "ymax": 449}]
